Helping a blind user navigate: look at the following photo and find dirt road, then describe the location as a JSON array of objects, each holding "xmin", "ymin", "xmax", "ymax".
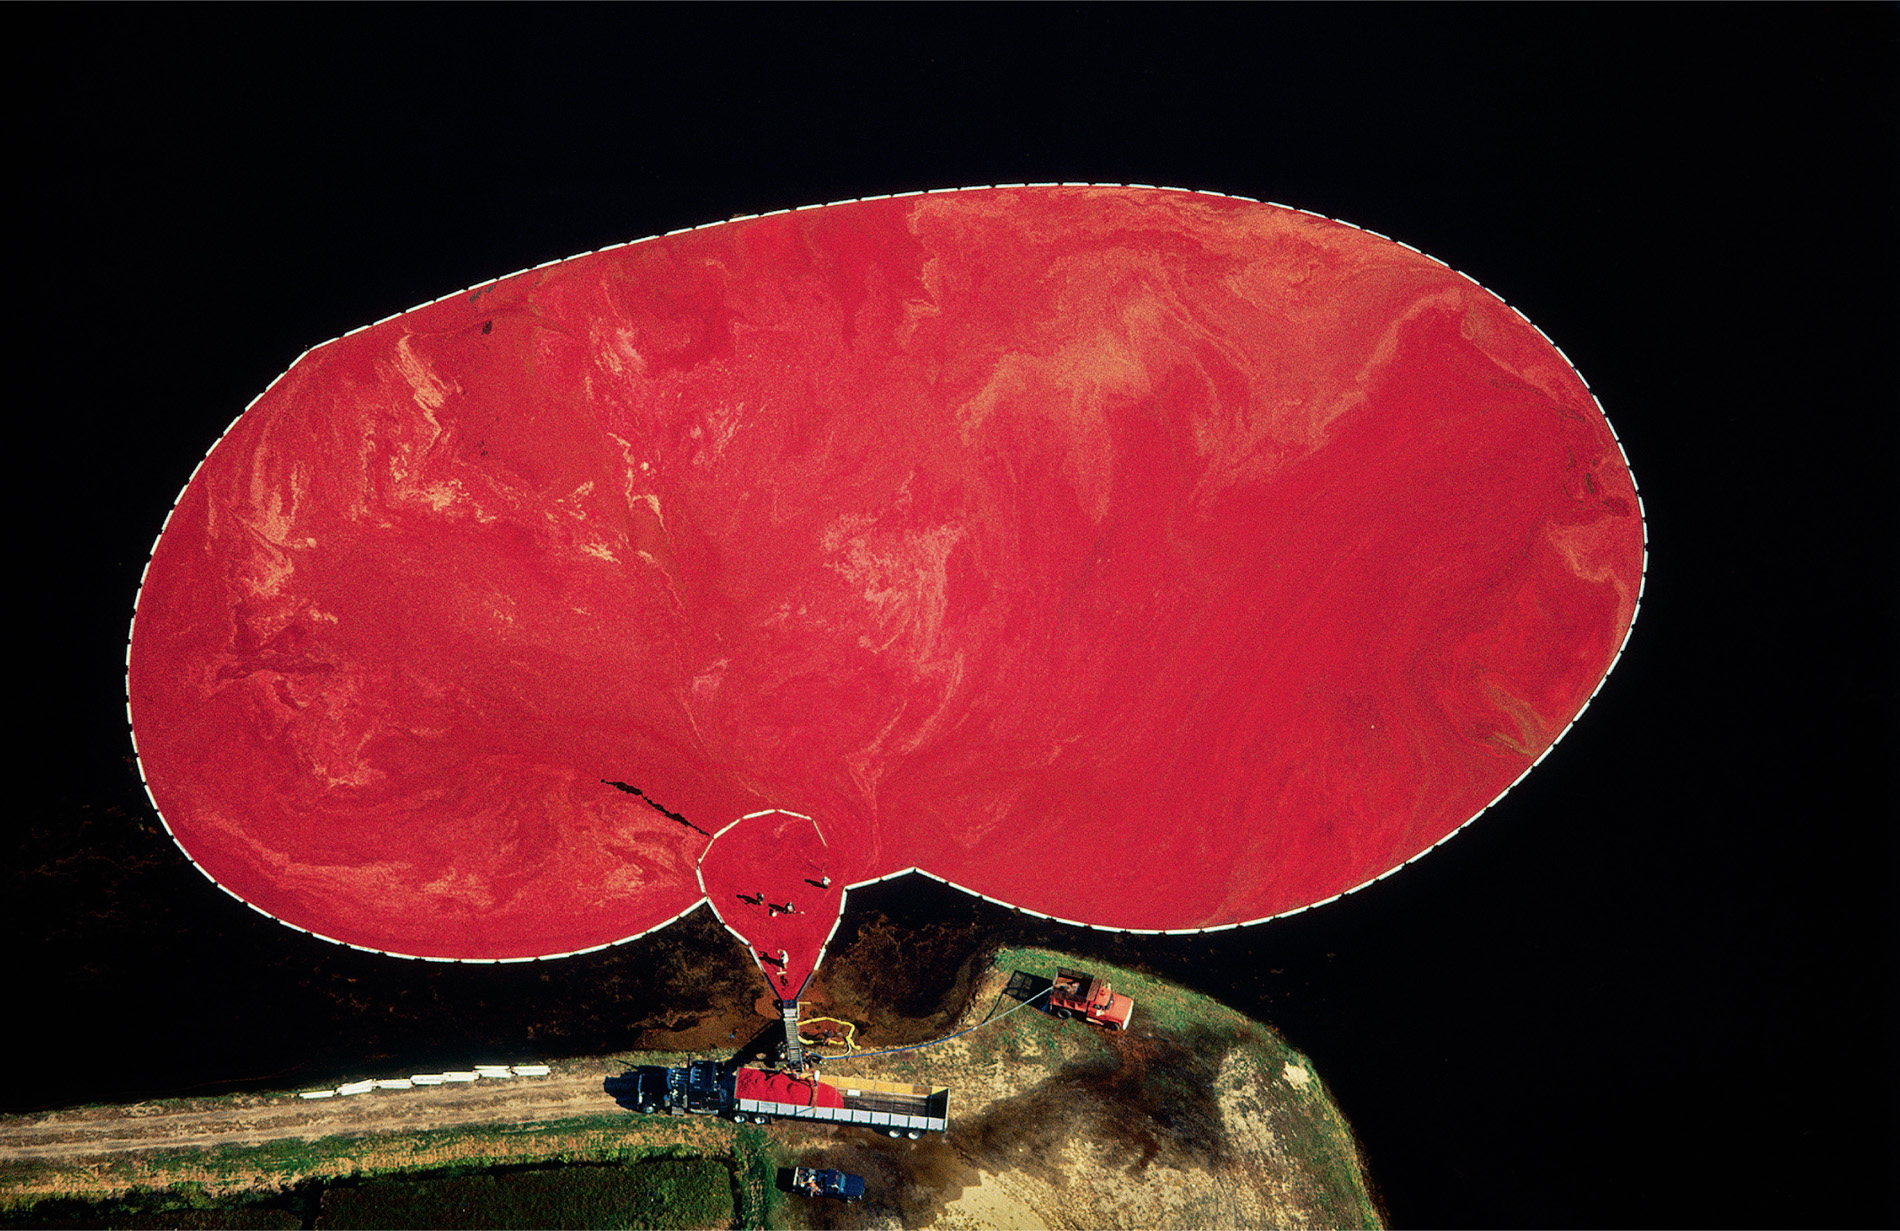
[{"xmin": 0, "ymin": 1059, "xmax": 630, "ymax": 1163}]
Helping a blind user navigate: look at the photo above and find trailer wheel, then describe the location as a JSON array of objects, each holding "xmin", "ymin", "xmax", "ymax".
[
  {"xmin": 638, "ymin": 1102, "xmax": 655, "ymax": 1114},
  {"xmin": 907, "ymin": 1129, "xmax": 923, "ymax": 1139},
  {"xmin": 885, "ymin": 1128, "xmax": 902, "ymax": 1138}
]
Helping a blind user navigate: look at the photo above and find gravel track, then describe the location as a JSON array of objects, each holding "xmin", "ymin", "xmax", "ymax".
[{"xmin": 0, "ymin": 1061, "xmax": 628, "ymax": 1163}]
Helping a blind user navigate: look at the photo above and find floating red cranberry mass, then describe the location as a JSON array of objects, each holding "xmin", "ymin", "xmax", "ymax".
[{"xmin": 126, "ymin": 186, "xmax": 1644, "ymax": 976}]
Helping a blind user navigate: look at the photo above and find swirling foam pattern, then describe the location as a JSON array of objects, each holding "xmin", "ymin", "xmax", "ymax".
[{"xmin": 127, "ymin": 187, "xmax": 1643, "ymax": 961}]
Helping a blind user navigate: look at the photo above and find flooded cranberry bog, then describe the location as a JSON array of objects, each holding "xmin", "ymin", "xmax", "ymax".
[
  {"xmin": 125, "ymin": 187, "xmax": 1641, "ymax": 975},
  {"xmin": 72, "ymin": 188, "xmax": 1641, "ymax": 1228}
]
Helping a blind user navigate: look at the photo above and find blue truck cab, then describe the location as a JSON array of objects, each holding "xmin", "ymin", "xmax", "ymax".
[
  {"xmin": 628, "ymin": 1059, "xmax": 732, "ymax": 1115},
  {"xmin": 793, "ymin": 1167, "xmax": 866, "ymax": 1201}
]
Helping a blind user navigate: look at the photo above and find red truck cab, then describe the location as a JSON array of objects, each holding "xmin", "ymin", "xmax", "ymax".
[{"xmin": 1045, "ymin": 967, "xmax": 1135, "ymax": 1031}]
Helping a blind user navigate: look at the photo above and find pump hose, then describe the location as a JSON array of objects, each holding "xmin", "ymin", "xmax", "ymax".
[{"xmin": 818, "ymin": 987, "xmax": 1051, "ymax": 1066}]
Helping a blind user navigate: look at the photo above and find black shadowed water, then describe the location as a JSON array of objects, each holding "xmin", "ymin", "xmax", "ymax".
[{"xmin": 14, "ymin": 728, "xmax": 1895, "ymax": 1229}]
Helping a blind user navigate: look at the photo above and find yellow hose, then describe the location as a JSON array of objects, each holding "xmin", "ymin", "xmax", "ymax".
[{"xmin": 797, "ymin": 1016, "xmax": 860, "ymax": 1056}]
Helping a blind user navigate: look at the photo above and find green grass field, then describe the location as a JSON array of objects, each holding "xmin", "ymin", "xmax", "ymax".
[{"xmin": 317, "ymin": 1158, "xmax": 733, "ymax": 1230}]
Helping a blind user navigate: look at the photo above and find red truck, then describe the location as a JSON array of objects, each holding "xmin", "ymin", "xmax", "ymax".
[{"xmin": 1043, "ymin": 967, "xmax": 1135, "ymax": 1031}]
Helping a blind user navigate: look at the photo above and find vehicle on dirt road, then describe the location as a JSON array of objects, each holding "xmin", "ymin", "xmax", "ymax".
[
  {"xmin": 1043, "ymin": 966, "xmax": 1135, "ymax": 1031},
  {"xmin": 792, "ymin": 1167, "xmax": 866, "ymax": 1201},
  {"xmin": 610, "ymin": 1061, "xmax": 949, "ymax": 1137}
]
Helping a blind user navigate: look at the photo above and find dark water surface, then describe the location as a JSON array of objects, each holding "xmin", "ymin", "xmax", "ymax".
[
  {"xmin": 12, "ymin": 730, "xmax": 1895, "ymax": 1228},
  {"xmin": 12, "ymin": 8, "xmax": 1896, "ymax": 1228}
]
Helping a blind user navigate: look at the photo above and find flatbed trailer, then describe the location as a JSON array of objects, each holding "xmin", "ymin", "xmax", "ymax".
[{"xmin": 733, "ymin": 1067, "xmax": 948, "ymax": 1136}]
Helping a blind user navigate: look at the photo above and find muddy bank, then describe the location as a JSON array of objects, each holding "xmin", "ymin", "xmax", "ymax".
[
  {"xmin": 10, "ymin": 779, "xmax": 1308, "ymax": 1116},
  {"xmin": 775, "ymin": 948, "xmax": 1382, "ymax": 1230}
]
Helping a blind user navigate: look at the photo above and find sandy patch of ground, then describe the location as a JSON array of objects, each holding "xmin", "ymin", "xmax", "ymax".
[
  {"xmin": 776, "ymin": 952, "xmax": 1379, "ymax": 1230},
  {"xmin": 931, "ymin": 1171, "xmax": 1049, "ymax": 1230}
]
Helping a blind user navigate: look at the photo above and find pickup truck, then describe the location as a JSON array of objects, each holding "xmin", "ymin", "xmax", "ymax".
[{"xmin": 792, "ymin": 1167, "xmax": 866, "ymax": 1201}]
